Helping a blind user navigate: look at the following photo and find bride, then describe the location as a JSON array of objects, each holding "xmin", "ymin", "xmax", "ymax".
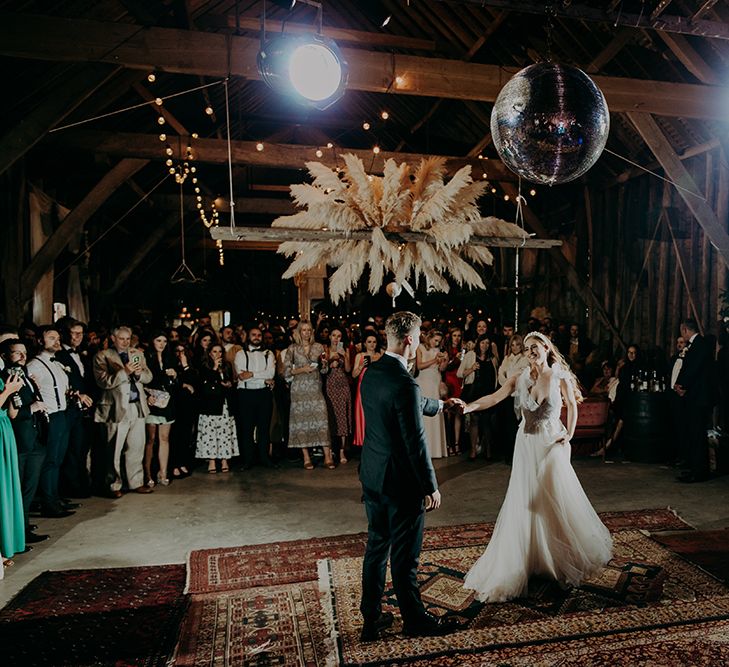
[{"xmin": 462, "ymin": 331, "xmax": 612, "ymax": 602}]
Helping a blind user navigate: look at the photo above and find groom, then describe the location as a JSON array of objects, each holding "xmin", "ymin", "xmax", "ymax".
[{"xmin": 359, "ymin": 311, "xmax": 461, "ymax": 641}]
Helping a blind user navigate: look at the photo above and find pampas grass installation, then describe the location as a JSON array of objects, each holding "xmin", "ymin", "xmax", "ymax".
[{"xmin": 273, "ymin": 155, "xmax": 528, "ymax": 304}]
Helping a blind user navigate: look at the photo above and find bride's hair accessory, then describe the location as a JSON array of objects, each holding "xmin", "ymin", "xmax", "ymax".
[{"xmin": 523, "ymin": 331, "xmax": 552, "ymax": 347}]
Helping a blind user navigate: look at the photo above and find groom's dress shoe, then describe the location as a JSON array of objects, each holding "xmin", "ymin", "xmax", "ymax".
[
  {"xmin": 403, "ymin": 613, "xmax": 459, "ymax": 637},
  {"xmin": 360, "ymin": 611, "xmax": 394, "ymax": 642}
]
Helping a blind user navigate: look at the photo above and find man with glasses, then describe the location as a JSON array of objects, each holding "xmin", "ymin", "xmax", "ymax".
[{"xmin": 93, "ymin": 326, "xmax": 153, "ymax": 497}]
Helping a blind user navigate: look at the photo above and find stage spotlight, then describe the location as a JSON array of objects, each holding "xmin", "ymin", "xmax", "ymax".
[{"xmin": 257, "ymin": 33, "xmax": 348, "ymax": 110}]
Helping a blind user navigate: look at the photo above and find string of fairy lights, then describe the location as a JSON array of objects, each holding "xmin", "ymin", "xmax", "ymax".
[
  {"xmin": 250, "ymin": 107, "xmax": 539, "ymax": 203},
  {"xmin": 147, "ymin": 72, "xmax": 225, "ymax": 267}
]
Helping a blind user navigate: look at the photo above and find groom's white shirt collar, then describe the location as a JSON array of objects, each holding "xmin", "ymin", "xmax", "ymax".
[{"xmin": 385, "ymin": 350, "xmax": 408, "ymax": 370}]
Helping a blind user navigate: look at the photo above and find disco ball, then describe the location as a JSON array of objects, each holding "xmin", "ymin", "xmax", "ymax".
[{"xmin": 491, "ymin": 63, "xmax": 610, "ymax": 185}]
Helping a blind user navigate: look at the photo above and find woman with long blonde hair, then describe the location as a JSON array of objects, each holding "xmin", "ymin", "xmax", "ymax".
[
  {"xmin": 283, "ymin": 320, "xmax": 333, "ymax": 469},
  {"xmin": 462, "ymin": 331, "xmax": 612, "ymax": 603}
]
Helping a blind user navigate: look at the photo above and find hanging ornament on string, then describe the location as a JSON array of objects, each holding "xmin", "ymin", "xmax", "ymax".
[{"xmin": 490, "ymin": 62, "xmax": 610, "ymax": 185}]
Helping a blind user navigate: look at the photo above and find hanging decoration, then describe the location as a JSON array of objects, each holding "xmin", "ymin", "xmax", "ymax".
[
  {"xmin": 491, "ymin": 63, "xmax": 610, "ymax": 185},
  {"xmin": 272, "ymin": 155, "xmax": 529, "ymax": 304}
]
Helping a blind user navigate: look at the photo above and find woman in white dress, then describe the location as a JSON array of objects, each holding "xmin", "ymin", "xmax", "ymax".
[
  {"xmin": 462, "ymin": 331, "xmax": 612, "ymax": 602},
  {"xmin": 416, "ymin": 330, "xmax": 449, "ymax": 459}
]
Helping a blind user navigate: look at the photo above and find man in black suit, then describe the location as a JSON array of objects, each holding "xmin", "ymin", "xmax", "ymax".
[
  {"xmin": 674, "ymin": 318, "xmax": 712, "ymax": 483},
  {"xmin": 359, "ymin": 311, "xmax": 461, "ymax": 641},
  {"xmin": 57, "ymin": 320, "xmax": 94, "ymax": 498}
]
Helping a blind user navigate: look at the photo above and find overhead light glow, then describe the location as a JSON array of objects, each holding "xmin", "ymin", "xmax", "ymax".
[{"xmin": 257, "ymin": 33, "xmax": 349, "ymax": 110}]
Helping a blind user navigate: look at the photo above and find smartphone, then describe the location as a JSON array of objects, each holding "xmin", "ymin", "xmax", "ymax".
[
  {"xmin": 336, "ymin": 342, "xmax": 344, "ymax": 353},
  {"xmin": 363, "ymin": 355, "xmax": 371, "ymax": 366},
  {"xmin": 132, "ymin": 355, "xmax": 141, "ymax": 364}
]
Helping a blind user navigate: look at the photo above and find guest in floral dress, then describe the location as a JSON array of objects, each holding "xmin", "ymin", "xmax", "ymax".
[
  {"xmin": 324, "ymin": 327, "xmax": 352, "ymax": 464},
  {"xmin": 195, "ymin": 344, "xmax": 238, "ymax": 474},
  {"xmin": 283, "ymin": 321, "xmax": 332, "ymax": 470}
]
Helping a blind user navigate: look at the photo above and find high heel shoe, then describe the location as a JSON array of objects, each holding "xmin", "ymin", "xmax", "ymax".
[{"xmin": 157, "ymin": 472, "xmax": 170, "ymax": 486}]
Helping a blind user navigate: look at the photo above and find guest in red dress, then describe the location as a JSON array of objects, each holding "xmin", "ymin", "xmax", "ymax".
[
  {"xmin": 444, "ymin": 327, "xmax": 465, "ymax": 455},
  {"xmin": 352, "ymin": 332, "xmax": 382, "ymax": 448}
]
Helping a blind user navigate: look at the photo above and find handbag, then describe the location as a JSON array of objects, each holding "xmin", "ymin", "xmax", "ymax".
[{"xmin": 145, "ymin": 388, "xmax": 171, "ymax": 409}]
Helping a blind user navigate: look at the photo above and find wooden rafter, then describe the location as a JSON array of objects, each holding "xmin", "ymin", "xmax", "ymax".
[
  {"xmin": 657, "ymin": 32, "xmax": 720, "ymax": 84},
  {"xmin": 0, "ymin": 63, "xmax": 117, "ymax": 176},
  {"xmin": 432, "ymin": 1, "xmax": 729, "ymax": 40},
  {"xmin": 51, "ymin": 130, "xmax": 516, "ymax": 179},
  {"xmin": 19, "ymin": 158, "xmax": 149, "ymax": 305},
  {"xmin": 627, "ymin": 111, "xmax": 729, "ymax": 269},
  {"xmin": 198, "ymin": 14, "xmax": 437, "ymax": 51},
  {"xmin": 0, "ymin": 14, "xmax": 725, "ymax": 120}
]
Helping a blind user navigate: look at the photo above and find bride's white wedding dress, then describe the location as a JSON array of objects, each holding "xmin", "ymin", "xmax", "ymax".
[{"xmin": 463, "ymin": 366, "xmax": 613, "ymax": 602}]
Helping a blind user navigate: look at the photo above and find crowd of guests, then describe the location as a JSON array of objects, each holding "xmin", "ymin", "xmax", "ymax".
[{"xmin": 0, "ymin": 308, "xmax": 727, "ymax": 571}]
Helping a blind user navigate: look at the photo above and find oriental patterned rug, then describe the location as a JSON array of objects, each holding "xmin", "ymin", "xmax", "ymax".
[
  {"xmin": 653, "ymin": 528, "xmax": 729, "ymax": 584},
  {"xmin": 0, "ymin": 564, "xmax": 187, "ymax": 667},
  {"xmin": 323, "ymin": 530, "xmax": 729, "ymax": 667},
  {"xmin": 185, "ymin": 507, "xmax": 690, "ymax": 594}
]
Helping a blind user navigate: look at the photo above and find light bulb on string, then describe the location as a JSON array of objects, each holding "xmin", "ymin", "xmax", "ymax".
[
  {"xmin": 504, "ymin": 195, "xmax": 510, "ymax": 201},
  {"xmin": 157, "ymin": 116, "xmax": 165, "ymax": 125},
  {"xmin": 155, "ymin": 97, "xmax": 163, "ymax": 106},
  {"xmin": 159, "ymin": 133, "xmax": 166, "ymax": 142},
  {"xmin": 147, "ymin": 73, "xmax": 156, "ymax": 83},
  {"xmin": 372, "ymin": 145, "xmax": 380, "ymax": 154},
  {"xmin": 315, "ymin": 149, "xmax": 323, "ymax": 158},
  {"xmin": 530, "ymin": 189, "xmax": 537, "ymax": 196},
  {"xmin": 205, "ymin": 106, "xmax": 214, "ymax": 115},
  {"xmin": 256, "ymin": 142, "xmax": 264, "ymax": 152},
  {"xmin": 192, "ymin": 132, "xmax": 199, "ymax": 139},
  {"xmin": 166, "ymin": 158, "xmax": 173, "ymax": 167},
  {"xmin": 165, "ymin": 146, "xmax": 173, "ymax": 156},
  {"xmin": 326, "ymin": 142, "xmax": 333, "ymax": 148},
  {"xmin": 363, "ymin": 122, "xmax": 370, "ymax": 130},
  {"xmin": 381, "ymin": 111, "xmax": 389, "ymax": 120}
]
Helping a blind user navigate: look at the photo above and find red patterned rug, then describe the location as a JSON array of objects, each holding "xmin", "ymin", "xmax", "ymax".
[
  {"xmin": 0, "ymin": 565, "xmax": 187, "ymax": 667},
  {"xmin": 324, "ymin": 530, "xmax": 729, "ymax": 666},
  {"xmin": 185, "ymin": 508, "xmax": 690, "ymax": 594},
  {"xmin": 653, "ymin": 529, "xmax": 729, "ymax": 584}
]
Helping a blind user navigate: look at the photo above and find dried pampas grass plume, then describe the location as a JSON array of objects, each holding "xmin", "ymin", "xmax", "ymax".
[{"xmin": 273, "ymin": 155, "xmax": 527, "ymax": 304}]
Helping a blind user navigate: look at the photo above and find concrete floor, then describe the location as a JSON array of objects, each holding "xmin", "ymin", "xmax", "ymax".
[{"xmin": 2, "ymin": 457, "xmax": 728, "ymax": 608}]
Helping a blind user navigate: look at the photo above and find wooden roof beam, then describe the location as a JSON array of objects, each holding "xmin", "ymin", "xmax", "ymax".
[
  {"xmin": 657, "ymin": 31, "xmax": 721, "ymax": 84},
  {"xmin": 0, "ymin": 13, "xmax": 725, "ymax": 120},
  {"xmin": 19, "ymin": 158, "xmax": 149, "ymax": 305},
  {"xmin": 627, "ymin": 111, "xmax": 729, "ymax": 269},
  {"xmin": 0, "ymin": 63, "xmax": 117, "ymax": 176},
  {"xmin": 50, "ymin": 129, "xmax": 517, "ymax": 179},
  {"xmin": 197, "ymin": 14, "xmax": 438, "ymax": 51},
  {"xmin": 431, "ymin": 1, "xmax": 729, "ymax": 40}
]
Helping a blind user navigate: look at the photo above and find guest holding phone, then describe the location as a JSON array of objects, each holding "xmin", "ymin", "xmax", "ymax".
[
  {"xmin": 352, "ymin": 331, "xmax": 382, "ymax": 449},
  {"xmin": 0, "ymin": 340, "xmax": 49, "ymax": 544},
  {"xmin": 324, "ymin": 327, "xmax": 352, "ymax": 464}
]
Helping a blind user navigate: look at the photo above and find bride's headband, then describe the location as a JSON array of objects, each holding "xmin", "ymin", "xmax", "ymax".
[{"xmin": 523, "ymin": 331, "xmax": 553, "ymax": 347}]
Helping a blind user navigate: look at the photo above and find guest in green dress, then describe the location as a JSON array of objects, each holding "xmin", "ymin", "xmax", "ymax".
[{"xmin": 0, "ymin": 374, "xmax": 26, "ymax": 569}]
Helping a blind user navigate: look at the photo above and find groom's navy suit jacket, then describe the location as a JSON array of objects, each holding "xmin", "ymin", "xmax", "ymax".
[{"xmin": 359, "ymin": 354, "xmax": 439, "ymax": 501}]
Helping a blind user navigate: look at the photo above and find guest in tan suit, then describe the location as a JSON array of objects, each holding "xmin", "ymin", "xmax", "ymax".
[{"xmin": 93, "ymin": 326, "xmax": 153, "ymax": 497}]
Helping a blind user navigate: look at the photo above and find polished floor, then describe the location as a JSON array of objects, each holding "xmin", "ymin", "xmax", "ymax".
[{"xmin": 1, "ymin": 456, "xmax": 728, "ymax": 607}]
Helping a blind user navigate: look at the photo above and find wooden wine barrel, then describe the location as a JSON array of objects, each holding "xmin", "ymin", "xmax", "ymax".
[{"xmin": 621, "ymin": 391, "xmax": 669, "ymax": 463}]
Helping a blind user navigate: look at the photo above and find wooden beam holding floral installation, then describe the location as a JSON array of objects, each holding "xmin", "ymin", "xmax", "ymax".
[{"xmin": 211, "ymin": 154, "xmax": 561, "ymax": 304}]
